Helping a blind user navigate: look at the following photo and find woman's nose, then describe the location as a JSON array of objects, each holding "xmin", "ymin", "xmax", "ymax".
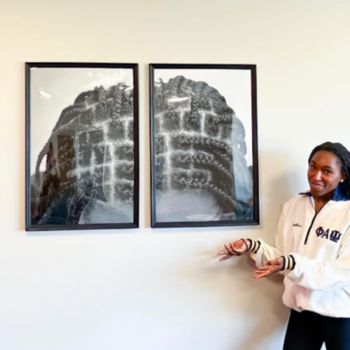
[{"xmin": 313, "ymin": 171, "xmax": 322, "ymax": 180}]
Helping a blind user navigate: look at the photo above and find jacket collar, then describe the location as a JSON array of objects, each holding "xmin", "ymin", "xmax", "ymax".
[{"xmin": 299, "ymin": 187, "xmax": 348, "ymax": 202}]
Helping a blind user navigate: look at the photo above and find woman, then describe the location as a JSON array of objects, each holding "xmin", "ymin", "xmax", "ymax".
[{"xmin": 218, "ymin": 141, "xmax": 350, "ymax": 350}]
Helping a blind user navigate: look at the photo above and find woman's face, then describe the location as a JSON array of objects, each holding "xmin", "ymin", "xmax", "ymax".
[{"xmin": 307, "ymin": 150, "xmax": 343, "ymax": 198}]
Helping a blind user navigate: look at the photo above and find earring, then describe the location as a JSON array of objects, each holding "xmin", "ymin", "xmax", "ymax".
[{"xmin": 341, "ymin": 179, "xmax": 345, "ymax": 183}]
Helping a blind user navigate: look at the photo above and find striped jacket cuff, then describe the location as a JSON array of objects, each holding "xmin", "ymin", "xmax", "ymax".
[
  {"xmin": 244, "ymin": 239, "xmax": 261, "ymax": 254},
  {"xmin": 281, "ymin": 255, "xmax": 296, "ymax": 271}
]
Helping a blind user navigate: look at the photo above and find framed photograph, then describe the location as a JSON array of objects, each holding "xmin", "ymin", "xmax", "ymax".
[
  {"xmin": 149, "ymin": 64, "xmax": 259, "ymax": 228},
  {"xmin": 25, "ymin": 62, "xmax": 139, "ymax": 230}
]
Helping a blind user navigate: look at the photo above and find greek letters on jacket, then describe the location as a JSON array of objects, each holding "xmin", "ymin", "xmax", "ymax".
[{"xmin": 315, "ymin": 226, "xmax": 342, "ymax": 243}]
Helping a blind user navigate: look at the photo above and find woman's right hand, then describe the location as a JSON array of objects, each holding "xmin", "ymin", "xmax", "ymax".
[{"xmin": 217, "ymin": 239, "xmax": 249, "ymax": 261}]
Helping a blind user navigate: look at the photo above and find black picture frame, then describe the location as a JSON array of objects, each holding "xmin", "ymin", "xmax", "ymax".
[
  {"xmin": 25, "ymin": 62, "xmax": 139, "ymax": 230},
  {"xmin": 149, "ymin": 63, "xmax": 259, "ymax": 228}
]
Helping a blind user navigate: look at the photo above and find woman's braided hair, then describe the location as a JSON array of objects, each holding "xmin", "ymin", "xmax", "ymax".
[{"xmin": 308, "ymin": 141, "xmax": 350, "ymax": 199}]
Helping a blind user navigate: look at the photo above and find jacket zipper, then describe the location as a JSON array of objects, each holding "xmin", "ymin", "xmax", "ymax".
[
  {"xmin": 303, "ymin": 198, "xmax": 328, "ymax": 245},
  {"xmin": 304, "ymin": 212, "xmax": 318, "ymax": 245}
]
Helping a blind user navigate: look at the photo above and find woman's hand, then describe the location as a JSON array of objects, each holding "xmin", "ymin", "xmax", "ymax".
[
  {"xmin": 254, "ymin": 257, "xmax": 284, "ymax": 279},
  {"xmin": 217, "ymin": 239, "xmax": 249, "ymax": 261}
]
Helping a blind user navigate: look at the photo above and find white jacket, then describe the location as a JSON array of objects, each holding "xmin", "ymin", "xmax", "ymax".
[{"xmin": 251, "ymin": 194, "xmax": 350, "ymax": 317}]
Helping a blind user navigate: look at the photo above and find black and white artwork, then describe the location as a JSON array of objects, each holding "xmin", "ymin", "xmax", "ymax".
[
  {"xmin": 149, "ymin": 64, "xmax": 259, "ymax": 227},
  {"xmin": 25, "ymin": 63, "xmax": 139, "ymax": 230}
]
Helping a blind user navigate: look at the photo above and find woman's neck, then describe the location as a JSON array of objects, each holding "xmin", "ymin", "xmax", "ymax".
[{"xmin": 313, "ymin": 191, "xmax": 334, "ymax": 213}]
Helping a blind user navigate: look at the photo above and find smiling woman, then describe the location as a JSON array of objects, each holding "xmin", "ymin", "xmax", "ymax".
[
  {"xmin": 218, "ymin": 141, "xmax": 350, "ymax": 350},
  {"xmin": 307, "ymin": 151, "xmax": 344, "ymax": 213},
  {"xmin": 307, "ymin": 143, "xmax": 350, "ymax": 204}
]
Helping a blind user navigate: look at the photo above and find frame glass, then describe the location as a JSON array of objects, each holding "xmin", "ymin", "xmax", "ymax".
[
  {"xmin": 149, "ymin": 63, "xmax": 259, "ymax": 228},
  {"xmin": 25, "ymin": 62, "xmax": 139, "ymax": 230}
]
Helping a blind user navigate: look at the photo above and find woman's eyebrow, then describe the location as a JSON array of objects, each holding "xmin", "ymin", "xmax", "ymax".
[
  {"xmin": 310, "ymin": 161, "xmax": 335, "ymax": 170},
  {"xmin": 320, "ymin": 165, "xmax": 335, "ymax": 171}
]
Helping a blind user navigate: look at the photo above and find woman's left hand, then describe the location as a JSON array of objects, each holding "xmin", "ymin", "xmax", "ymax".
[{"xmin": 254, "ymin": 257, "xmax": 284, "ymax": 279}]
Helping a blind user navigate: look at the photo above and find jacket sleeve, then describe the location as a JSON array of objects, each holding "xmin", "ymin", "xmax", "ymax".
[
  {"xmin": 287, "ymin": 228, "xmax": 350, "ymax": 290},
  {"xmin": 249, "ymin": 203, "xmax": 287, "ymax": 267},
  {"xmin": 249, "ymin": 240, "xmax": 281, "ymax": 267}
]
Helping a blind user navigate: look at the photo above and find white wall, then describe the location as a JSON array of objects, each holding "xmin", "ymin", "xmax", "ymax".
[{"xmin": 1, "ymin": 0, "xmax": 350, "ymax": 349}]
